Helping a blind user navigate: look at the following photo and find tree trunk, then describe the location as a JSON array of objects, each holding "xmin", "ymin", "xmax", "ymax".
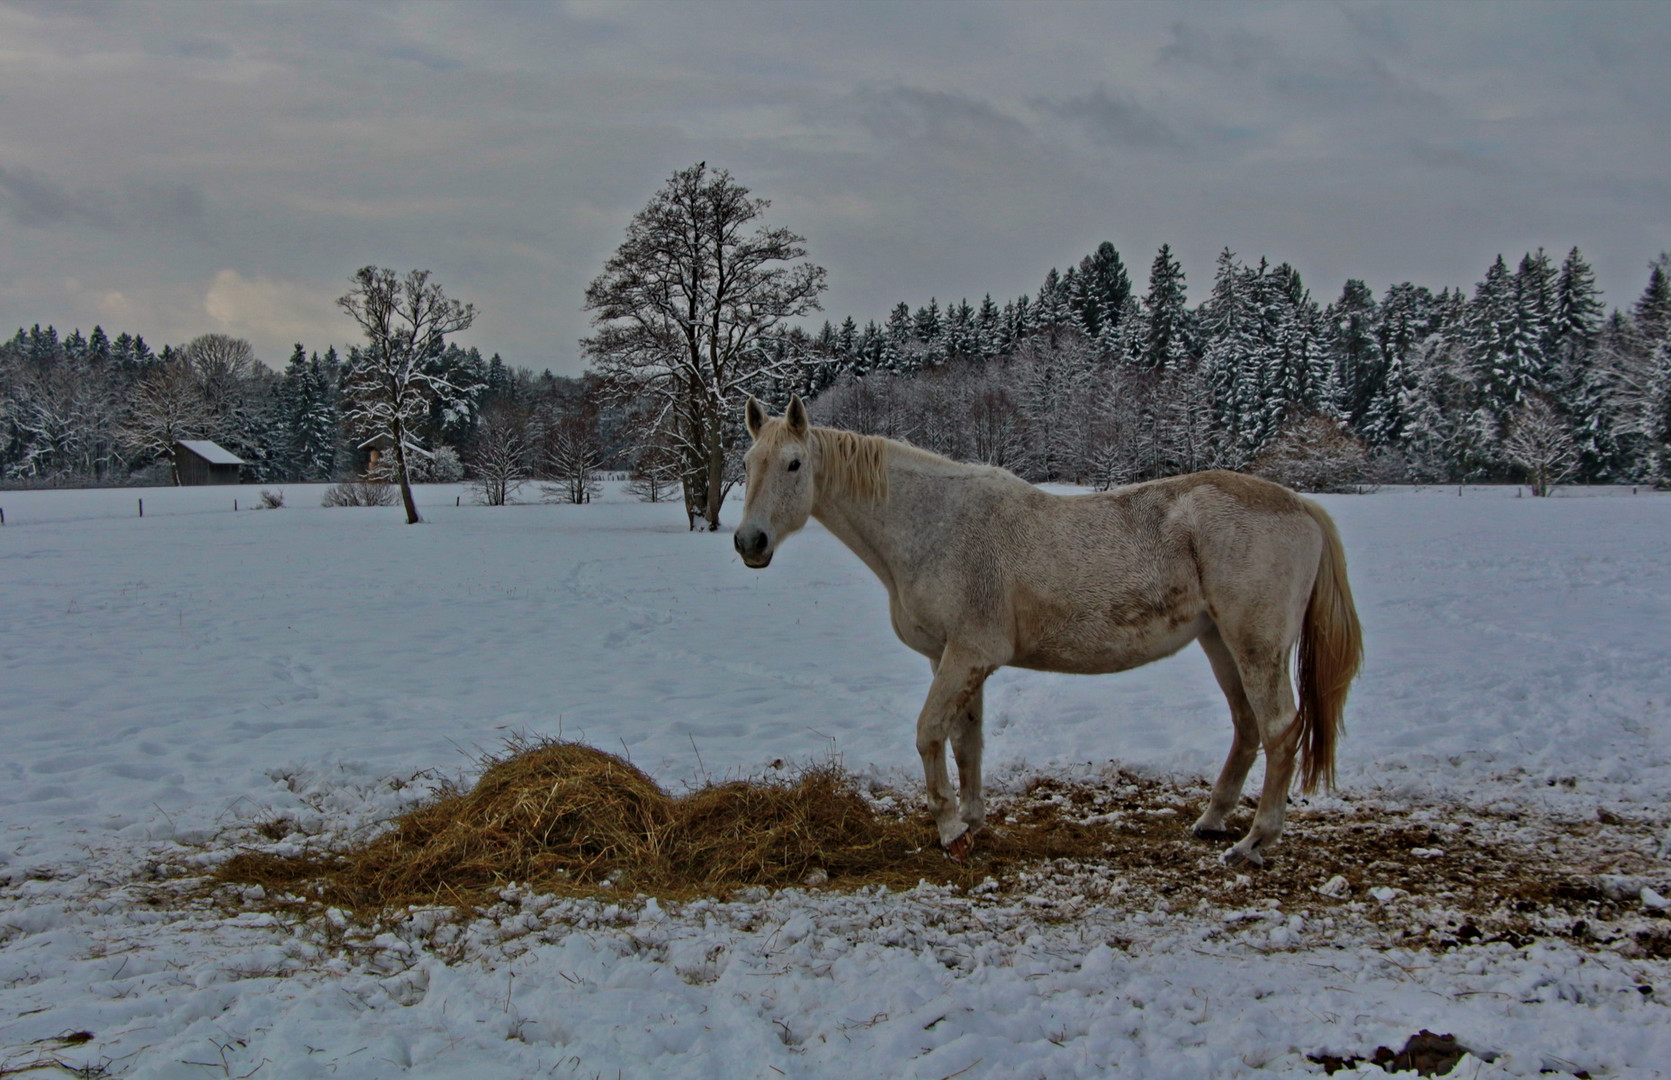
[
  {"xmin": 703, "ymin": 436, "xmax": 724, "ymax": 531},
  {"xmin": 392, "ymin": 424, "xmax": 422, "ymax": 524}
]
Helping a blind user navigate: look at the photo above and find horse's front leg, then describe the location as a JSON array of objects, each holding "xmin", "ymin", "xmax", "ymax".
[
  {"xmin": 916, "ymin": 649, "xmax": 995, "ymax": 858},
  {"xmin": 951, "ymin": 683, "xmax": 986, "ymax": 846}
]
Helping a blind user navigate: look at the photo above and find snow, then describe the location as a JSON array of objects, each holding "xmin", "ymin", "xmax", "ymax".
[{"xmin": 1, "ymin": 481, "xmax": 1668, "ymax": 1077}]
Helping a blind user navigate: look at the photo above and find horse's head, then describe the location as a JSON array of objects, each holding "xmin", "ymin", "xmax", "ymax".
[{"xmin": 734, "ymin": 394, "xmax": 815, "ymax": 569}]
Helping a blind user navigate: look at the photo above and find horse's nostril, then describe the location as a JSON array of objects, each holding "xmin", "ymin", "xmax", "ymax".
[{"xmin": 735, "ymin": 528, "xmax": 768, "ymax": 559}]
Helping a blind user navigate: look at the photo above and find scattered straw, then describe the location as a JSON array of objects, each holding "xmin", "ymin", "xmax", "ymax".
[{"xmin": 216, "ymin": 739, "xmax": 1106, "ymax": 913}]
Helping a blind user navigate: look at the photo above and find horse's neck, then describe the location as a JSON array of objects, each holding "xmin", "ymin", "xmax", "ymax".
[{"xmin": 811, "ymin": 451, "xmax": 919, "ymax": 592}]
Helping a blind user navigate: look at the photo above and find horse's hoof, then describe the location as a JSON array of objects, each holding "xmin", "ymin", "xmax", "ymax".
[
  {"xmin": 944, "ymin": 831, "xmax": 975, "ymax": 862},
  {"xmin": 1191, "ymin": 825, "xmax": 1234, "ymax": 841},
  {"xmin": 1220, "ymin": 843, "xmax": 1265, "ymax": 868}
]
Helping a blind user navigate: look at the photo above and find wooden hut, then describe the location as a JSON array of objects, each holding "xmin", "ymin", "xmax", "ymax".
[{"xmin": 174, "ymin": 440, "xmax": 245, "ymax": 485}]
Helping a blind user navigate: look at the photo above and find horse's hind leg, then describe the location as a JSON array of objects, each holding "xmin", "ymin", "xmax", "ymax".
[
  {"xmin": 1222, "ymin": 647, "xmax": 1300, "ymax": 867},
  {"xmin": 1192, "ymin": 624, "xmax": 1260, "ymax": 839}
]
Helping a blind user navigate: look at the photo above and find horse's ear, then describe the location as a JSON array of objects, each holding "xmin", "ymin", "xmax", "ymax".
[
  {"xmin": 785, "ymin": 394, "xmax": 809, "ymax": 438},
  {"xmin": 745, "ymin": 396, "xmax": 767, "ymax": 439}
]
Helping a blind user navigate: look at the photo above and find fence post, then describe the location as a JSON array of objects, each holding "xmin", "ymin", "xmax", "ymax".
[
  {"xmin": 139, "ymin": 499, "xmax": 144, "ymax": 517},
  {"xmin": 1, "ymin": 506, "xmax": 5, "ymax": 525},
  {"xmin": 234, "ymin": 499, "xmax": 238, "ymax": 512}
]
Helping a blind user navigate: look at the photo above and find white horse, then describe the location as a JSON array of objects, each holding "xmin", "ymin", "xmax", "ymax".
[{"xmin": 734, "ymin": 396, "xmax": 1363, "ymax": 866}]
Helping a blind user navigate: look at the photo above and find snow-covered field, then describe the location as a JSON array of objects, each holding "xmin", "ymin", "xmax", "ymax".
[{"xmin": 1, "ymin": 480, "xmax": 1668, "ymax": 1078}]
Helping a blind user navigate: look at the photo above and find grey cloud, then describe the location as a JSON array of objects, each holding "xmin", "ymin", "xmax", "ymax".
[
  {"xmin": 176, "ymin": 37, "xmax": 234, "ymax": 61},
  {"xmin": 853, "ymin": 86, "xmax": 1033, "ymax": 151},
  {"xmin": 1336, "ymin": 4, "xmax": 1411, "ymax": 56},
  {"xmin": 126, "ymin": 182, "xmax": 206, "ymax": 228},
  {"xmin": 0, "ymin": 164, "xmax": 204, "ymax": 232},
  {"xmin": 1265, "ymin": 54, "xmax": 1426, "ymax": 112},
  {"xmin": 1034, "ymin": 86, "xmax": 1184, "ymax": 150},
  {"xmin": 1408, "ymin": 138, "xmax": 1503, "ymax": 176},
  {"xmin": 1158, "ymin": 19, "xmax": 1273, "ymax": 73},
  {"xmin": 0, "ymin": 165, "xmax": 115, "ymax": 229},
  {"xmin": 1160, "ymin": 17, "xmax": 1437, "ymax": 114},
  {"xmin": 0, "ymin": 1, "xmax": 1662, "ymax": 373},
  {"xmin": 381, "ymin": 43, "xmax": 465, "ymax": 72}
]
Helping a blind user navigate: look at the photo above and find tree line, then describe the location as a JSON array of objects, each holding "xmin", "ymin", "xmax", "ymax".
[
  {"xmin": 580, "ymin": 165, "xmax": 1669, "ymax": 526},
  {"xmin": 802, "ymin": 243, "xmax": 1671, "ymax": 493},
  {"xmin": 0, "ymin": 315, "xmax": 625, "ymax": 498}
]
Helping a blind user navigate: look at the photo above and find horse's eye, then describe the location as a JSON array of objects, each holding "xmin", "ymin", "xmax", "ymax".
[{"xmin": 787, "ymin": 459, "xmax": 802, "ymax": 473}]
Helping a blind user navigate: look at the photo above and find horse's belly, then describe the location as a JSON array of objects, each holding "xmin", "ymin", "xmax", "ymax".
[{"xmin": 1012, "ymin": 613, "xmax": 1209, "ymax": 675}]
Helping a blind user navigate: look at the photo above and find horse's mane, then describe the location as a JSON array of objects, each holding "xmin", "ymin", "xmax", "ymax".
[
  {"xmin": 757, "ymin": 418, "xmax": 973, "ymax": 504},
  {"xmin": 811, "ymin": 426, "xmax": 890, "ymax": 503}
]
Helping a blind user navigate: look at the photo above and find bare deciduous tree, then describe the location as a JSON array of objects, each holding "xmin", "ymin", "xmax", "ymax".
[
  {"xmin": 626, "ymin": 432, "xmax": 681, "ymax": 503},
  {"xmin": 470, "ymin": 405, "xmax": 529, "ymax": 506},
  {"xmin": 583, "ymin": 162, "xmax": 827, "ymax": 530},
  {"xmin": 337, "ymin": 267, "xmax": 478, "ymax": 524},
  {"xmin": 1013, "ymin": 332, "xmax": 1098, "ymax": 482},
  {"xmin": 182, "ymin": 334, "xmax": 256, "ymax": 418},
  {"xmin": 1503, "ymin": 394, "xmax": 1578, "ymax": 496},
  {"xmin": 116, "ymin": 359, "xmax": 213, "ymax": 485},
  {"xmin": 541, "ymin": 421, "xmax": 601, "ymax": 505},
  {"xmin": 965, "ymin": 372, "xmax": 1029, "ymax": 472}
]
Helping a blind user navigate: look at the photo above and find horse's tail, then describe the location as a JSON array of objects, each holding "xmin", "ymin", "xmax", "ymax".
[{"xmin": 1294, "ymin": 499, "xmax": 1363, "ymax": 793}]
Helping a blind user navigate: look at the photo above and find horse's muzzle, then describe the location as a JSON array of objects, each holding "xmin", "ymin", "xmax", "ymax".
[{"xmin": 734, "ymin": 526, "xmax": 773, "ymax": 569}]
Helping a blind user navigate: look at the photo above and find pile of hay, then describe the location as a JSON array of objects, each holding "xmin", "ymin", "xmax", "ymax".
[{"xmin": 217, "ymin": 740, "xmax": 1107, "ymax": 912}]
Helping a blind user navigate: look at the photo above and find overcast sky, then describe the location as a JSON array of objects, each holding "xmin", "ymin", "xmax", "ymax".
[{"xmin": 2, "ymin": 0, "xmax": 1667, "ymax": 375}]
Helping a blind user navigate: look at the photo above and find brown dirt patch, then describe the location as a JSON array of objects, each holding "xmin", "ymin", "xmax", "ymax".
[
  {"xmin": 993, "ymin": 772, "xmax": 1669, "ymax": 953},
  {"xmin": 1310, "ymin": 1030, "xmax": 1493, "ymax": 1077},
  {"xmin": 212, "ymin": 740, "xmax": 1671, "ymax": 954}
]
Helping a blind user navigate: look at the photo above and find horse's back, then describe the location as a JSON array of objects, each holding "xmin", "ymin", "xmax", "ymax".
[{"xmin": 992, "ymin": 470, "xmax": 1324, "ymax": 671}]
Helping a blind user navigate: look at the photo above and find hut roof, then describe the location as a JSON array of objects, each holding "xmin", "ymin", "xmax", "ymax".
[{"xmin": 176, "ymin": 439, "xmax": 245, "ymax": 465}]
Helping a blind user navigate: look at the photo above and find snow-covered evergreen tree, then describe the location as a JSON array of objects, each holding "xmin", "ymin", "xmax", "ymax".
[
  {"xmin": 836, "ymin": 316, "xmax": 858, "ymax": 359},
  {"xmin": 1325, "ymin": 279, "xmax": 1382, "ymax": 433},
  {"xmin": 975, "ymin": 294, "xmax": 1002, "ymax": 358},
  {"xmin": 1632, "ymin": 256, "xmax": 1671, "ymax": 347},
  {"xmin": 1363, "ymin": 283, "xmax": 1435, "ymax": 448},
  {"xmin": 1072, "ymin": 241, "xmax": 1132, "ymax": 346},
  {"xmin": 1140, "ymin": 244, "xmax": 1189, "ymax": 371},
  {"xmin": 1500, "ymin": 250, "xmax": 1555, "ymax": 402},
  {"xmin": 1008, "ymin": 294, "xmax": 1035, "ymax": 348},
  {"xmin": 1035, "ymin": 269, "xmax": 1069, "ymax": 346},
  {"xmin": 1197, "ymin": 248, "xmax": 1252, "ymax": 463},
  {"xmin": 913, "ymin": 298, "xmax": 942, "ymax": 345}
]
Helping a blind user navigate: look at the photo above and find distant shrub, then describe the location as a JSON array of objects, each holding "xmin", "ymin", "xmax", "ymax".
[
  {"xmin": 626, "ymin": 470, "xmax": 677, "ymax": 503},
  {"xmin": 322, "ymin": 480, "xmax": 400, "ymax": 507},
  {"xmin": 1250, "ymin": 415, "xmax": 1371, "ymax": 494},
  {"xmin": 258, "ymin": 489, "xmax": 285, "ymax": 509},
  {"xmin": 368, "ymin": 445, "xmax": 464, "ymax": 484}
]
